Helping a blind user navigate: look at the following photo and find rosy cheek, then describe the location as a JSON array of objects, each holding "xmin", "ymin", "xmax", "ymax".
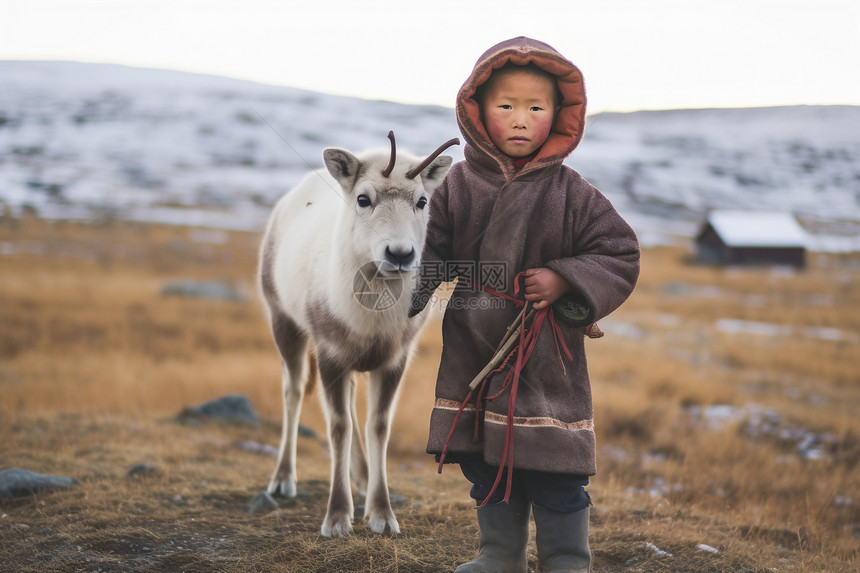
[
  {"xmin": 537, "ymin": 118, "xmax": 553, "ymax": 139},
  {"xmin": 487, "ymin": 117, "xmax": 506, "ymax": 144}
]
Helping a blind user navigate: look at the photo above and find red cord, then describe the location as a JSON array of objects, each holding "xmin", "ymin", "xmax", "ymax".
[{"xmin": 436, "ymin": 271, "xmax": 574, "ymax": 506}]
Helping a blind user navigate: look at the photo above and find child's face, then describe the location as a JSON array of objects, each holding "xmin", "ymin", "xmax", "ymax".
[{"xmin": 480, "ymin": 69, "xmax": 557, "ymax": 158}]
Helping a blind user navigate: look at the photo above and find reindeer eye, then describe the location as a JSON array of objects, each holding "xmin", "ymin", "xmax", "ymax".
[
  {"xmin": 416, "ymin": 196, "xmax": 428, "ymax": 210},
  {"xmin": 357, "ymin": 194, "xmax": 372, "ymax": 208}
]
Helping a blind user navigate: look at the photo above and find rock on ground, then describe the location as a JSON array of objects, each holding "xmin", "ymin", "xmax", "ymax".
[
  {"xmin": 0, "ymin": 468, "xmax": 78, "ymax": 498},
  {"xmin": 177, "ymin": 394, "xmax": 261, "ymax": 425}
]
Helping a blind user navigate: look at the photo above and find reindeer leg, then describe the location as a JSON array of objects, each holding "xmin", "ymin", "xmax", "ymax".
[
  {"xmin": 364, "ymin": 358, "xmax": 407, "ymax": 535},
  {"xmin": 348, "ymin": 375, "xmax": 369, "ymax": 494},
  {"xmin": 267, "ymin": 313, "xmax": 309, "ymax": 498},
  {"xmin": 317, "ymin": 356, "xmax": 355, "ymax": 538}
]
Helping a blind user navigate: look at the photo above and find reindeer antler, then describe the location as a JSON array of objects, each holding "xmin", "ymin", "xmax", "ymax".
[
  {"xmin": 381, "ymin": 131, "xmax": 396, "ymax": 178},
  {"xmin": 405, "ymin": 137, "xmax": 461, "ymax": 179}
]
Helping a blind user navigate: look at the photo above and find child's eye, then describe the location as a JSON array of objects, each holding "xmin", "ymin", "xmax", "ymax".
[
  {"xmin": 530, "ymin": 106, "xmax": 544, "ymax": 112},
  {"xmin": 499, "ymin": 104, "xmax": 513, "ymax": 110}
]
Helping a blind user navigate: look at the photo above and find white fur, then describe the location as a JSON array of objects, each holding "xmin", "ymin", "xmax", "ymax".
[{"xmin": 259, "ymin": 143, "xmax": 451, "ymax": 537}]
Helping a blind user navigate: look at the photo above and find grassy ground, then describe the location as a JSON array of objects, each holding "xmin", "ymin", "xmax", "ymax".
[{"xmin": 1, "ymin": 216, "xmax": 858, "ymax": 572}]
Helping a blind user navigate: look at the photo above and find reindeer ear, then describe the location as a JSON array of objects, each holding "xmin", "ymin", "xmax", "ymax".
[
  {"xmin": 323, "ymin": 148, "xmax": 361, "ymax": 191},
  {"xmin": 418, "ymin": 155, "xmax": 453, "ymax": 192}
]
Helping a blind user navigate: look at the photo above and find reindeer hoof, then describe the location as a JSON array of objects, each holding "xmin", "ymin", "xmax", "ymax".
[
  {"xmin": 367, "ymin": 514, "xmax": 400, "ymax": 536},
  {"xmin": 321, "ymin": 514, "xmax": 353, "ymax": 538},
  {"xmin": 267, "ymin": 478, "xmax": 296, "ymax": 498}
]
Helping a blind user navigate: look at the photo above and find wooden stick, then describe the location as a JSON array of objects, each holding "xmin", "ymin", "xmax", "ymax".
[
  {"xmin": 469, "ymin": 308, "xmax": 535, "ymax": 391},
  {"xmin": 494, "ymin": 306, "xmax": 526, "ymax": 353}
]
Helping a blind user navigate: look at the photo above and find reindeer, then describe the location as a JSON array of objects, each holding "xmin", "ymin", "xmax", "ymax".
[{"xmin": 258, "ymin": 132, "xmax": 458, "ymax": 537}]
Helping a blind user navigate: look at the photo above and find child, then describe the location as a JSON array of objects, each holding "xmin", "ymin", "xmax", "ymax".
[{"xmin": 411, "ymin": 37, "xmax": 640, "ymax": 572}]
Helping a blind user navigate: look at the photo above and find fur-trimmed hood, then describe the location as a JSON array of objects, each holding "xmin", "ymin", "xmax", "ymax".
[{"xmin": 456, "ymin": 36, "xmax": 587, "ymax": 180}]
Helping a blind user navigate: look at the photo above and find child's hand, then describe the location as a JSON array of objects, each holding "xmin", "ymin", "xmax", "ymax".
[{"xmin": 522, "ymin": 268, "xmax": 576, "ymax": 310}]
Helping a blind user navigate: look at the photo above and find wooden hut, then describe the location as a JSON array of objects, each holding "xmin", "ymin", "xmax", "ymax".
[{"xmin": 694, "ymin": 210, "xmax": 807, "ymax": 267}]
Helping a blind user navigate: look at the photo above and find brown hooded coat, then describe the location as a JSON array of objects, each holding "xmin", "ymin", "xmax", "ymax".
[{"xmin": 415, "ymin": 37, "xmax": 640, "ymax": 475}]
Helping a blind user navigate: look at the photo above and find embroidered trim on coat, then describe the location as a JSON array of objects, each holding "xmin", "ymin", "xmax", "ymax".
[
  {"xmin": 435, "ymin": 397, "xmax": 476, "ymax": 412},
  {"xmin": 434, "ymin": 398, "xmax": 593, "ymax": 432}
]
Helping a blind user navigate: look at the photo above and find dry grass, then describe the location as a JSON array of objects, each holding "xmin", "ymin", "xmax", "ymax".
[{"xmin": 1, "ymin": 216, "xmax": 858, "ymax": 572}]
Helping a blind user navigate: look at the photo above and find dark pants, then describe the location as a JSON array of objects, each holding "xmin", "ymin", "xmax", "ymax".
[{"xmin": 460, "ymin": 459, "xmax": 591, "ymax": 513}]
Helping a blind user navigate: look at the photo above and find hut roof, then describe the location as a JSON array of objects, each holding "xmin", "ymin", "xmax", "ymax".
[{"xmin": 700, "ymin": 210, "xmax": 807, "ymax": 248}]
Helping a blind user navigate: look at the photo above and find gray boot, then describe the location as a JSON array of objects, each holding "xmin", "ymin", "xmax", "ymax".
[
  {"xmin": 455, "ymin": 499, "xmax": 530, "ymax": 572},
  {"xmin": 533, "ymin": 505, "xmax": 592, "ymax": 573}
]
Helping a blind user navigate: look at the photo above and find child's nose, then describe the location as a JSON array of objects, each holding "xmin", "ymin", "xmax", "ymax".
[{"xmin": 512, "ymin": 110, "xmax": 528, "ymax": 127}]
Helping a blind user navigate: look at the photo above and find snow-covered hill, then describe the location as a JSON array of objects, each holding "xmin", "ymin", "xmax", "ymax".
[
  {"xmin": 577, "ymin": 106, "xmax": 860, "ymax": 251},
  {"xmin": 1, "ymin": 61, "xmax": 858, "ymax": 251}
]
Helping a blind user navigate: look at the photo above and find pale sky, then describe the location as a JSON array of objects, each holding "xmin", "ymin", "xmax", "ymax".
[{"xmin": 1, "ymin": 0, "xmax": 858, "ymax": 113}]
